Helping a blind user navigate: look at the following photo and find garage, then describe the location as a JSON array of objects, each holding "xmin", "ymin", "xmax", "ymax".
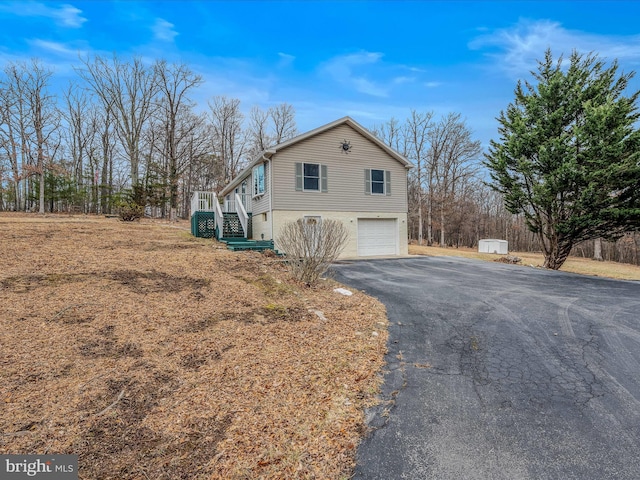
[{"xmin": 357, "ymin": 218, "xmax": 398, "ymax": 256}]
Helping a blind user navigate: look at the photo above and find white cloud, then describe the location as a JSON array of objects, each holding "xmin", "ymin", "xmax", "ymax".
[
  {"xmin": 351, "ymin": 77, "xmax": 387, "ymax": 97},
  {"xmin": 53, "ymin": 4, "xmax": 85, "ymax": 27},
  {"xmin": 470, "ymin": 19, "xmax": 640, "ymax": 77},
  {"xmin": 321, "ymin": 51, "xmax": 389, "ymax": 97},
  {"xmin": 153, "ymin": 18, "xmax": 178, "ymax": 42},
  {"xmin": 0, "ymin": 2, "xmax": 86, "ymax": 28},
  {"xmin": 28, "ymin": 39, "xmax": 87, "ymax": 58},
  {"xmin": 278, "ymin": 52, "xmax": 295, "ymax": 67},
  {"xmin": 424, "ymin": 81, "xmax": 441, "ymax": 88},
  {"xmin": 392, "ymin": 76, "xmax": 415, "ymax": 85}
]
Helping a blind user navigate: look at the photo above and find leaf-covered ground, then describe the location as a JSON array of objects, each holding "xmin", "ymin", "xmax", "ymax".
[
  {"xmin": 0, "ymin": 214, "xmax": 388, "ymax": 479},
  {"xmin": 409, "ymin": 244, "xmax": 640, "ymax": 281}
]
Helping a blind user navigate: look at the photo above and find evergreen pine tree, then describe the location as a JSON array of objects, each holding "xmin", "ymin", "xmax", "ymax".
[{"xmin": 485, "ymin": 49, "xmax": 640, "ymax": 269}]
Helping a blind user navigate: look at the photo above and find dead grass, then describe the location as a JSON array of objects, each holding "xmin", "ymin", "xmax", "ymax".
[
  {"xmin": 409, "ymin": 244, "xmax": 640, "ymax": 281},
  {"xmin": 0, "ymin": 213, "xmax": 388, "ymax": 479}
]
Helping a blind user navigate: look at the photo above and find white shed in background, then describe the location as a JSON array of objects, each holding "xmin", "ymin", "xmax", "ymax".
[{"xmin": 478, "ymin": 239, "xmax": 508, "ymax": 255}]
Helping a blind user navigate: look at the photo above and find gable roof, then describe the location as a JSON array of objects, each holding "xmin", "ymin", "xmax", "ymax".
[{"xmin": 221, "ymin": 116, "xmax": 411, "ymax": 196}]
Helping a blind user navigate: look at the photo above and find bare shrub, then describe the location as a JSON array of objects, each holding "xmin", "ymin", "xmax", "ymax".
[{"xmin": 277, "ymin": 219, "xmax": 349, "ymax": 285}]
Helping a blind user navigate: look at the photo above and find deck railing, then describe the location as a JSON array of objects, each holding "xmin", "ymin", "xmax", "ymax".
[
  {"xmin": 191, "ymin": 190, "xmax": 250, "ymax": 239},
  {"xmin": 190, "ymin": 191, "xmax": 224, "ymax": 239},
  {"xmin": 190, "ymin": 191, "xmax": 217, "ymax": 214},
  {"xmin": 235, "ymin": 193, "xmax": 249, "ymax": 238},
  {"xmin": 224, "ymin": 193, "xmax": 252, "ymax": 214},
  {"xmin": 214, "ymin": 196, "xmax": 224, "ymax": 240}
]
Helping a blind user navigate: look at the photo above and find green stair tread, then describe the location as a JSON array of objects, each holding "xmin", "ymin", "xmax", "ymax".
[{"xmin": 225, "ymin": 241, "xmax": 274, "ymax": 246}]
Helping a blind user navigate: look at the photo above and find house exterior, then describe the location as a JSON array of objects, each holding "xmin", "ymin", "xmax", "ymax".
[{"xmin": 218, "ymin": 116, "xmax": 411, "ymax": 258}]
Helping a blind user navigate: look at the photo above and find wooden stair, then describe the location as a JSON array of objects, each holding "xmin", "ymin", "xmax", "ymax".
[
  {"xmin": 222, "ymin": 212, "xmax": 244, "ymax": 238},
  {"xmin": 220, "ymin": 238, "xmax": 277, "ymax": 253}
]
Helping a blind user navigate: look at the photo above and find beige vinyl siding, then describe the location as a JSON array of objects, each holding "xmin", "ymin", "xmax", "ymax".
[
  {"xmin": 272, "ymin": 210, "xmax": 408, "ymax": 258},
  {"xmin": 230, "ymin": 162, "xmax": 271, "ymax": 215},
  {"xmin": 272, "ymin": 124, "xmax": 408, "ymax": 212}
]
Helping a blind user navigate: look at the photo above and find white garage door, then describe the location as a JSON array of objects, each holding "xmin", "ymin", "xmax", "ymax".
[{"xmin": 357, "ymin": 218, "xmax": 397, "ymax": 256}]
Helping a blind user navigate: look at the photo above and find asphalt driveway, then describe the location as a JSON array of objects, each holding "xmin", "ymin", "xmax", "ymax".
[{"xmin": 332, "ymin": 256, "xmax": 640, "ymax": 480}]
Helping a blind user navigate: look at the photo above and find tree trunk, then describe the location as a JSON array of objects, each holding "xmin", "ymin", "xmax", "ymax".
[
  {"xmin": 427, "ymin": 181, "xmax": 433, "ymax": 246},
  {"xmin": 440, "ymin": 204, "xmax": 445, "ymax": 246},
  {"xmin": 541, "ymin": 236, "xmax": 573, "ymax": 270},
  {"xmin": 418, "ymin": 191, "xmax": 423, "ymax": 245},
  {"xmin": 108, "ymin": 152, "xmax": 113, "ymax": 214},
  {"xmin": 593, "ymin": 237, "xmax": 603, "ymax": 261},
  {"xmin": 34, "ymin": 108, "xmax": 46, "ymax": 215},
  {"xmin": 39, "ymin": 170, "xmax": 45, "ymax": 214}
]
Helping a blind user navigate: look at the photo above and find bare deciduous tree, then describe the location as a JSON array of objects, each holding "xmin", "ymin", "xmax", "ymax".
[
  {"xmin": 372, "ymin": 112, "xmax": 482, "ymax": 248},
  {"xmin": 29, "ymin": 61, "xmax": 60, "ymax": 214},
  {"xmin": 246, "ymin": 105, "xmax": 273, "ymax": 160},
  {"xmin": 0, "ymin": 60, "xmax": 59, "ymax": 213},
  {"xmin": 428, "ymin": 113, "xmax": 481, "ymax": 246},
  {"xmin": 208, "ymin": 96, "xmax": 246, "ymax": 184},
  {"xmin": 406, "ymin": 110, "xmax": 434, "ymax": 245},
  {"xmin": 0, "ymin": 82, "xmax": 22, "ymax": 209},
  {"xmin": 370, "ymin": 116, "xmax": 407, "ymax": 156},
  {"xmin": 0, "ymin": 62, "xmax": 33, "ymax": 210},
  {"xmin": 63, "ymin": 83, "xmax": 96, "ymax": 211},
  {"xmin": 246, "ymin": 103, "xmax": 298, "ymax": 161},
  {"xmin": 154, "ymin": 61, "xmax": 203, "ymax": 220},
  {"xmin": 77, "ymin": 54, "xmax": 158, "ymax": 187},
  {"xmin": 96, "ymin": 99, "xmax": 117, "ymax": 213},
  {"xmin": 269, "ymin": 103, "xmax": 297, "ymax": 144}
]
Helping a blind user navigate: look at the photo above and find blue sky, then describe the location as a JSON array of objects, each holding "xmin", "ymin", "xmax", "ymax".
[{"xmin": 1, "ymin": 1, "xmax": 640, "ymax": 149}]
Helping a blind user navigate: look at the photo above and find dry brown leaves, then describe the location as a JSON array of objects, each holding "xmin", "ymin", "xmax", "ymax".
[
  {"xmin": 409, "ymin": 244, "xmax": 640, "ymax": 280},
  {"xmin": 0, "ymin": 213, "xmax": 388, "ymax": 479}
]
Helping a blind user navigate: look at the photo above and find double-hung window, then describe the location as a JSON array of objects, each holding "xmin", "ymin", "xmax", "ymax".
[
  {"xmin": 295, "ymin": 163, "xmax": 328, "ymax": 192},
  {"xmin": 304, "ymin": 163, "xmax": 320, "ymax": 191},
  {"xmin": 365, "ymin": 168, "xmax": 391, "ymax": 196},
  {"xmin": 371, "ymin": 169, "xmax": 385, "ymax": 194},
  {"xmin": 253, "ymin": 163, "xmax": 265, "ymax": 197}
]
